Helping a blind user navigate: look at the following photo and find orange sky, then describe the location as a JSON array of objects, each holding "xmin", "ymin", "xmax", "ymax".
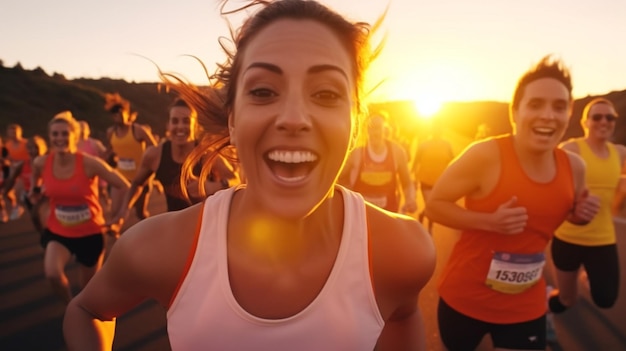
[{"xmin": 1, "ymin": 0, "xmax": 625, "ymax": 106}]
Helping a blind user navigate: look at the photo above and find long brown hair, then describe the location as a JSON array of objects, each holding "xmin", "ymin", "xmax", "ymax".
[{"xmin": 160, "ymin": 0, "xmax": 381, "ymax": 199}]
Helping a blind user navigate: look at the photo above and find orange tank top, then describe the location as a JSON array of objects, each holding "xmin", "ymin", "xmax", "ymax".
[
  {"xmin": 438, "ymin": 135, "xmax": 575, "ymax": 324},
  {"xmin": 43, "ymin": 152, "xmax": 105, "ymax": 237},
  {"xmin": 6, "ymin": 139, "xmax": 29, "ymax": 162}
]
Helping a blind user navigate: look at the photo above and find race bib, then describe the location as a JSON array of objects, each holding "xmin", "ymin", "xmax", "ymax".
[
  {"xmin": 55, "ymin": 204, "xmax": 92, "ymax": 227},
  {"xmin": 363, "ymin": 195, "xmax": 388, "ymax": 209},
  {"xmin": 118, "ymin": 158, "xmax": 137, "ymax": 171},
  {"xmin": 485, "ymin": 252, "xmax": 545, "ymax": 294}
]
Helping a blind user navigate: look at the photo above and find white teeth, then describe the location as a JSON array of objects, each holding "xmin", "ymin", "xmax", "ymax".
[
  {"xmin": 268, "ymin": 150, "xmax": 317, "ymax": 163},
  {"xmin": 534, "ymin": 127, "xmax": 554, "ymax": 134}
]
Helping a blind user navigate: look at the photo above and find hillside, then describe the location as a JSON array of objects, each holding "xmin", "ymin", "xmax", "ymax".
[
  {"xmin": 0, "ymin": 63, "xmax": 177, "ymax": 142},
  {"xmin": 1, "ymin": 62, "xmax": 625, "ymax": 145}
]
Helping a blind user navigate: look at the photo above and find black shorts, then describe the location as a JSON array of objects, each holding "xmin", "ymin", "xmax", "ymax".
[
  {"xmin": 438, "ymin": 298, "xmax": 546, "ymax": 350},
  {"xmin": 551, "ymin": 236, "xmax": 620, "ymax": 308},
  {"xmin": 551, "ymin": 236, "xmax": 618, "ymax": 271},
  {"xmin": 41, "ymin": 229, "xmax": 104, "ymax": 267}
]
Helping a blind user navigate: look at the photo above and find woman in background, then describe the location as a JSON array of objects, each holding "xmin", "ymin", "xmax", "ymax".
[
  {"xmin": 64, "ymin": 1, "xmax": 435, "ymax": 350},
  {"xmin": 30, "ymin": 111, "xmax": 129, "ymax": 304}
]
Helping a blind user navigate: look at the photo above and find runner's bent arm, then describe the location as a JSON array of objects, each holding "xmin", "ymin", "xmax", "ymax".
[
  {"xmin": 64, "ymin": 206, "xmax": 201, "ymax": 350},
  {"xmin": 112, "ymin": 146, "xmax": 159, "ymax": 222}
]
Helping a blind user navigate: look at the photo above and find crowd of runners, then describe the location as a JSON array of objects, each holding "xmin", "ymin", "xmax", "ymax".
[{"xmin": 1, "ymin": 0, "xmax": 624, "ymax": 350}]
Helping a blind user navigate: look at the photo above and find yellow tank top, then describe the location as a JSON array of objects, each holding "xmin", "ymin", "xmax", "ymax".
[
  {"xmin": 555, "ymin": 139, "xmax": 621, "ymax": 246},
  {"xmin": 109, "ymin": 125, "xmax": 144, "ymax": 180}
]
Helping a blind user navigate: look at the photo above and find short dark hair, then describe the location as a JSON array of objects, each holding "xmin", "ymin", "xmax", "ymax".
[{"xmin": 511, "ymin": 55, "xmax": 572, "ymax": 114}]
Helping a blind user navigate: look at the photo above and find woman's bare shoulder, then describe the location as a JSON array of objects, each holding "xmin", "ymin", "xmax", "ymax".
[
  {"xmin": 108, "ymin": 203, "xmax": 205, "ymax": 305},
  {"xmin": 367, "ymin": 205, "xmax": 436, "ymax": 296}
]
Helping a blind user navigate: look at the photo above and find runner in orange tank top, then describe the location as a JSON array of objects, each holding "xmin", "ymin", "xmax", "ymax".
[
  {"xmin": 4, "ymin": 124, "xmax": 29, "ymax": 220},
  {"xmin": 30, "ymin": 111, "xmax": 130, "ymax": 305},
  {"xmin": 425, "ymin": 56, "xmax": 600, "ymax": 350}
]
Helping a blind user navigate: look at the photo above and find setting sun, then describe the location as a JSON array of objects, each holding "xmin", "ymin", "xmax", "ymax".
[{"xmin": 413, "ymin": 93, "xmax": 443, "ymax": 119}]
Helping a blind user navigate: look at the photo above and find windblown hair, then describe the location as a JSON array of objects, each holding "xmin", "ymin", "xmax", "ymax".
[
  {"xmin": 27, "ymin": 135, "xmax": 48, "ymax": 156},
  {"xmin": 158, "ymin": 0, "xmax": 381, "ymax": 198},
  {"xmin": 49, "ymin": 110, "xmax": 80, "ymax": 135},
  {"xmin": 104, "ymin": 93, "xmax": 130, "ymax": 113},
  {"xmin": 510, "ymin": 55, "xmax": 573, "ymax": 115}
]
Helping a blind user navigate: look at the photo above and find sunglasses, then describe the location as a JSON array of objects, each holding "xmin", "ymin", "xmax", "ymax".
[
  {"xmin": 51, "ymin": 131, "xmax": 70, "ymax": 137},
  {"xmin": 591, "ymin": 114, "xmax": 617, "ymax": 122}
]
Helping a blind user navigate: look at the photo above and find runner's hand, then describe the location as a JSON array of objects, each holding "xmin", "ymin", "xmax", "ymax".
[
  {"xmin": 490, "ymin": 196, "xmax": 527, "ymax": 234},
  {"xmin": 571, "ymin": 189, "xmax": 600, "ymax": 224}
]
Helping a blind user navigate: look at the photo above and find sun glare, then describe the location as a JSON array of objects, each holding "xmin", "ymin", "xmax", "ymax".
[{"xmin": 413, "ymin": 94, "xmax": 443, "ymax": 120}]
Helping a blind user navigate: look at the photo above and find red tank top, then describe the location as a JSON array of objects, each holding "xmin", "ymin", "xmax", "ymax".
[
  {"xmin": 352, "ymin": 141, "xmax": 399, "ymax": 212},
  {"xmin": 43, "ymin": 152, "xmax": 105, "ymax": 237},
  {"xmin": 438, "ymin": 135, "xmax": 575, "ymax": 323}
]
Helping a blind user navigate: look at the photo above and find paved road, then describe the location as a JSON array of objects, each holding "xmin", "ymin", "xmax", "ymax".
[{"xmin": 1, "ymin": 187, "xmax": 625, "ymax": 350}]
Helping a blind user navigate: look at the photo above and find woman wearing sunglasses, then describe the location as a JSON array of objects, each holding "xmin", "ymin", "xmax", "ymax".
[
  {"xmin": 548, "ymin": 98, "xmax": 625, "ymax": 321},
  {"xmin": 30, "ymin": 111, "xmax": 130, "ymax": 305}
]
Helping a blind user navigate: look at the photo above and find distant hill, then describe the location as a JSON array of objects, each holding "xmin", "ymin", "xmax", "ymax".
[
  {"xmin": 0, "ymin": 62, "xmax": 176, "ymax": 142},
  {"xmin": 1, "ymin": 61, "xmax": 625, "ymax": 145}
]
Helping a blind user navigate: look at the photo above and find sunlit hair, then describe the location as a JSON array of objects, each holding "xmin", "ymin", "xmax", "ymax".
[
  {"xmin": 49, "ymin": 111, "xmax": 80, "ymax": 134},
  {"xmin": 580, "ymin": 97, "xmax": 617, "ymax": 135},
  {"xmin": 104, "ymin": 92, "xmax": 138, "ymax": 122},
  {"xmin": 104, "ymin": 92, "xmax": 130, "ymax": 113},
  {"xmin": 78, "ymin": 120, "xmax": 90, "ymax": 139},
  {"xmin": 6, "ymin": 123, "xmax": 23, "ymax": 138},
  {"xmin": 27, "ymin": 135, "xmax": 48, "ymax": 156},
  {"xmin": 49, "ymin": 111, "xmax": 80, "ymax": 154},
  {"xmin": 510, "ymin": 55, "xmax": 572, "ymax": 115},
  {"xmin": 157, "ymin": 0, "xmax": 380, "ymax": 199},
  {"xmin": 170, "ymin": 98, "xmax": 198, "ymax": 119},
  {"xmin": 581, "ymin": 97, "xmax": 616, "ymax": 122}
]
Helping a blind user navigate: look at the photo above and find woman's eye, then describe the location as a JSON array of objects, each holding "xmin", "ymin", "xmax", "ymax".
[
  {"xmin": 249, "ymin": 88, "xmax": 276, "ymax": 98},
  {"xmin": 313, "ymin": 91, "xmax": 340, "ymax": 100}
]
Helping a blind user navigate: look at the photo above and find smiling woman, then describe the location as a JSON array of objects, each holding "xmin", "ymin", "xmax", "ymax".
[{"xmin": 63, "ymin": 1, "xmax": 435, "ymax": 350}]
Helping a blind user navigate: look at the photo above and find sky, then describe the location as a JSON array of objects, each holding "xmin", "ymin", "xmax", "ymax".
[{"xmin": 2, "ymin": 0, "xmax": 626, "ymax": 110}]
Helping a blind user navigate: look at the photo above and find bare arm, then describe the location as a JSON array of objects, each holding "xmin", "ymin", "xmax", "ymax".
[
  {"xmin": 93, "ymin": 139, "xmax": 108, "ymax": 159},
  {"xmin": 112, "ymin": 146, "xmax": 159, "ymax": 223},
  {"xmin": 137, "ymin": 125, "xmax": 157, "ymax": 147},
  {"xmin": 63, "ymin": 206, "xmax": 201, "ymax": 350},
  {"xmin": 563, "ymin": 151, "xmax": 600, "ymax": 225},
  {"xmin": 1, "ymin": 161, "xmax": 24, "ymax": 195},
  {"xmin": 425, "ymin": 140, "xmax": 528, "ymax": 234},
  {"xmin": 612, "ymin": 144, "xmax": 626, "ymax": 215},
  {"xmin": 84, "ymin": 155, "xmax": 130, "ymax": 191},
  {"xmin": 393, "ymin": 143, "xmax": 416, "ymax": 213},
  {"xmin": 370, "ymin": 208, "xmax": 435, "ymax": 350}
]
